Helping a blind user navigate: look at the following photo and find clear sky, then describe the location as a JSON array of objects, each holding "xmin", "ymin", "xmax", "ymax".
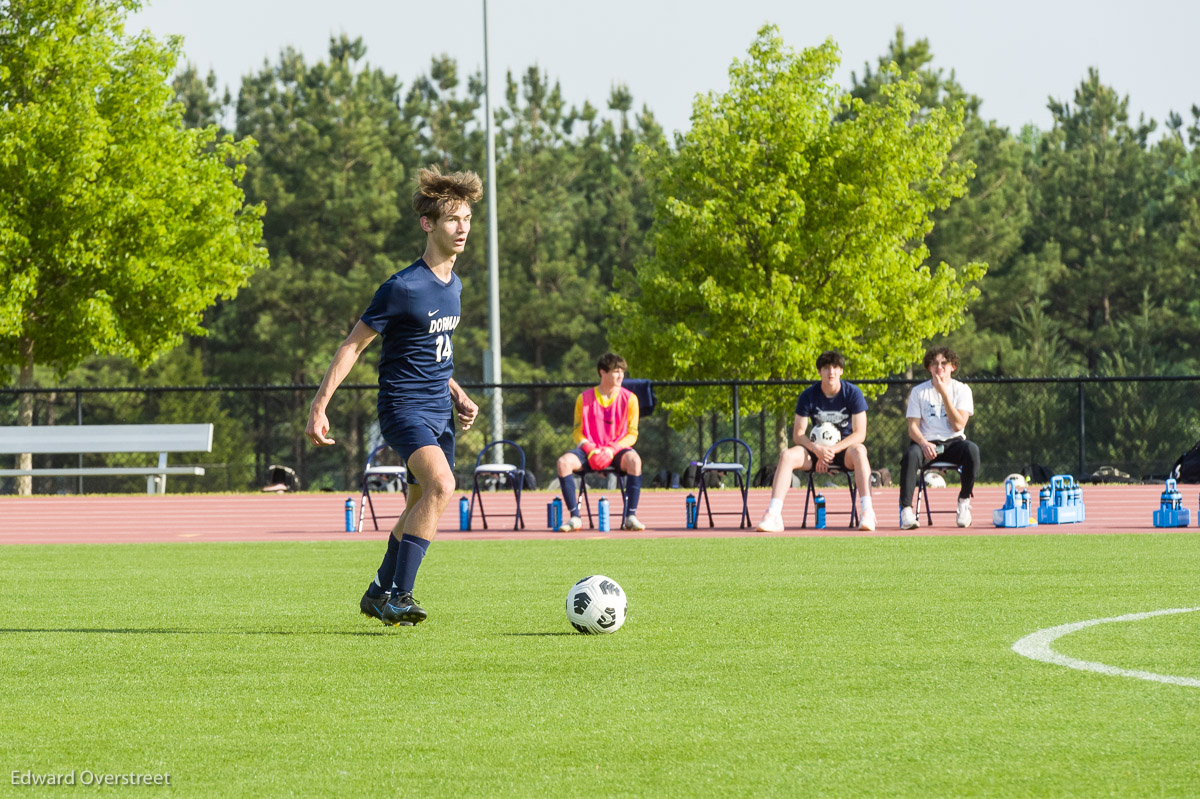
[{"xmin": 128, "ymin": 0, "xmax": 1197, "ymax": 137}]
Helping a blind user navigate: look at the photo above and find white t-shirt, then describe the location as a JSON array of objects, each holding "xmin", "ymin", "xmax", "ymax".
[{"xmin": 906, "ymin": 379, "xmax": 974, "ymax": 441}]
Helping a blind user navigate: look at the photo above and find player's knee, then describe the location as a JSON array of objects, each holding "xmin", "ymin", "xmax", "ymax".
[
  {"xmin": 557, "ymin": 454, "xmax": 577, "ymax": 476},
  {"xmin": 779, "ymin": 446, "xmax": 808, "ymax": 471},
  {"xmin": 621, "ymin": 450, "xmax": 642, "ymax": 474},
  {"xmin": 425, "ymin": 472, "xmax": 455, "ymax": 503},
  {"xmin": 848, "ymin": 444, "xmax": 870, "ymax": 467},
  {"xmin": 964, "ymin": 440, "xmax": 981, "ymax": 465}
]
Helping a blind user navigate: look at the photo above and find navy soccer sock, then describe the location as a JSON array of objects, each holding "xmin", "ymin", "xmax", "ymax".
[
  {"xmin": 625, "ymin": 475, "xmax": 642, "ymax": 516},
  {"xmin": 369, "ymin": 534, "xmax": 400, "ymax": 597},
  {"xmin": 391, "ymin": 534, "xmax": 431, "ymax": 596},
  {"xmin": 561, "ymin": 473, "xmax": 579, "ymax": 518}
]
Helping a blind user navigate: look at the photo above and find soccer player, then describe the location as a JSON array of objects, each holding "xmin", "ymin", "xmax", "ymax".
[
  {"xmin": 899, "ymin": 347, "xmax": 979, "ymax": 529},
  {"xmin": 554, "ymin": 353, "xmax": 647, "ymax": 532},
  {"xmin": 305, "ymin": 165, "xmax": 482, "ymax": 626},
  {"xmin": 756, "ymin": 350, "xmax": 876, "ymax": 532}
]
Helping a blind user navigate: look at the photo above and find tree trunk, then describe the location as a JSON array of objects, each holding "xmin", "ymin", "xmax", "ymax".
[
  {"xmin": 774, "ymin": 411, "xmax": 790, "ymax": 460},
  {"xmin": 16, "ymin": 337, "xmax": 34, "ymax": 496}
]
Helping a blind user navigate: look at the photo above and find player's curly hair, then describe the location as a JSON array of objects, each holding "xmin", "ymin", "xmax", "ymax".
[
  {"xmin": 923, "ymin": 347, "xmax": 960, "ymax": 370},
  {"xmin": 412, "ymin": 165, "xmax": 483, "ymax": 221}
]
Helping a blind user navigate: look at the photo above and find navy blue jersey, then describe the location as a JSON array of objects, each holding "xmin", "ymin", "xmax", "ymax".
[
  {"xmin": 793, "ymin": 381, "xmax": 868, "ymax": 439},
  {"xmin": 361, "ymin": 259, "xmax": 461, "ymax": 402}
]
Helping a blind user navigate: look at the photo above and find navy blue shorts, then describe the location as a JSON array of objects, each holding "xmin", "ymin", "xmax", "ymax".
[
  {"xmin": 569, "ymin": 446, "xmax": 634, "ymax": 473},
  {"xmin": 378, "ymin": 403, "xmax": 455, "ymax": 484}
]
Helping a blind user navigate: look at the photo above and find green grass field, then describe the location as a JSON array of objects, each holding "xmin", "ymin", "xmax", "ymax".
[{"xmin": 3, "ymin": 533, "xmax": 1199, "ymax": 797}]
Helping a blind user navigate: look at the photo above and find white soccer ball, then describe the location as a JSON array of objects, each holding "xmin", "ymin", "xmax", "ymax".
[
  {"xmin": 809, "ymin": 422, "xmax": 842, "ymax": 446},
  {"xmin": 565, "ymin": 575, "xmax": 627, "ymax": 634},
  {"xmin": 1005, "ymin": 473, "xmax": 1027, "ymax": 491}
]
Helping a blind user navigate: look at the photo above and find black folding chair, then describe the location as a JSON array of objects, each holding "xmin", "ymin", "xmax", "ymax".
[
  {"xmin": 576, "ymin": 467, "xmax": 628, "ymax": 529},
  {"xmin": 915, "ymin": 460, "xmax": 961, "ymax": 526},
  {"xmin": 469, "ymin": 440, "xmax": 526, "ymax": 531},
  {"xmin": 800, "ymin": 467, "xmax": 859, "ymax": 528},
  {"xmin": 696, "ymin": 437, "xmax": 753, "ymax": 528},
  {"xmin": 358, "ymin": 444, "xmax": 407, "ymax": 533}
]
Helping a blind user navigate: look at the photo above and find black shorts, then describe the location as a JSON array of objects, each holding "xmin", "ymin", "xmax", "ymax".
[{"xmin": 825, "ymin": 451, "xmax": 854, "ymax": 470}]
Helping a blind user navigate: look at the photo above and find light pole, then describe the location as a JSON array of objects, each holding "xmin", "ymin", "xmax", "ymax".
[{"xmin": 483, "ymin": 0, "xmax": 503, "ymax": 453}]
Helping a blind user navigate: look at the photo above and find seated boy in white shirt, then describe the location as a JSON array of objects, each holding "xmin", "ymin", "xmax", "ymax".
[{"xmin": 899, "ymin": 347, "xmax": 980, "ymax": 529}]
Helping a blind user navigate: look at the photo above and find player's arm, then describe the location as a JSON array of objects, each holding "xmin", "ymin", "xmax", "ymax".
[
  {"xmin": 613, "ymin": 395, "xmax": 639, "ymax": 450},
  {"xmin": 792, "ymin": 414, "xmax": 811, "ymax": 449},
  {"xmin": 932, "ymin": 373, "xmax": 971, "ymax": 432},
  {"xmin": 307, "ymin": 321, "xmax": 378, "ymax": 446},
  {"xmin": 836, "ymin": 411, "xmax": 867, "ymax": 452},
  {"xmin": 944, "ymin": 392, "xmax": 971, "ymax": 433},
  {"xmin": 448, "ymin": 378, "xmax": 478, "ymax": 431},
  {"xmin": 945, "ymin": 406, "xmax": 970, "ymax": 433},
  {"xmin": 907, "ymin": 417, "xmax": 938, "ymax": 461},
  {"xmin": 572, "ymin": 394, "xmax": 589, "ymax": 450}
]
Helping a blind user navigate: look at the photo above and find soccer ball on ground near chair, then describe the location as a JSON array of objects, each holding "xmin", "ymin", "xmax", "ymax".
[
  {"xmin": 565, "ymin": 575, "xmax": 627, "ymax": 634},
  {"xmin": 1005, "ymin": 473, "xmax": 1027, "ymax": 492},
  {"xmin": 809, "ymin": 423, "xmax": 841, "ymax": 446}
]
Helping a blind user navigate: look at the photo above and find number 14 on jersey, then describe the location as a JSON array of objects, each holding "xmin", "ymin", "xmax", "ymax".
[{"xmin": 435, "ymin": 334, "xmax": 453, "ymax": 363}]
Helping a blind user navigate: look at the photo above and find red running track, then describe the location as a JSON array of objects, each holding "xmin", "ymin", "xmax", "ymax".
[{"xmin": 1, "ymin": 485, "xmax": 1197, "ymax": 545}]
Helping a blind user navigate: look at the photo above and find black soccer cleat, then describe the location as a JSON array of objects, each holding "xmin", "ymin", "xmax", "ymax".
[
  {"xmin": 360, "ymin": 586, "xmax": 393, "ymax": 623},
  {"xmin": 381, "ymin": 592, "xmax": 428, "ymax": 627}
]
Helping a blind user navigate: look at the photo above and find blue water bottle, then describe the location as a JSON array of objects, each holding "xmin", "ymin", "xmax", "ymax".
[
  {"xmin": 547, "ymin": 496, "xmax": 563, "ymax": 529},
  {"xmin": 344, "ymin": 497, "xmax": 355, "ymax": 532},
  {"xmin": 685, "ymin": 493, "xmax": 697, "ymax": 529},
  {"xmin": 598, "ymin": 497, "xmax": 610, "ymax": 532},
  {"xmin": 459, "ymin": 496, "xmax": 470, "ymax": 531},
  {"xmin": 815, "ymin": 493, "xmax": 826, "ymax": 529}
]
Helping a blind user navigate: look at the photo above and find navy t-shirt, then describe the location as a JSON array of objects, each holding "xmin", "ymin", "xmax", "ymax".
[
  {"xmin": 361, "ymin": 259, "xmax": 461, "ymax": 403},
  {"xmin": 793, "ymin": 381, "xmax": 868, "ymax": 439}
]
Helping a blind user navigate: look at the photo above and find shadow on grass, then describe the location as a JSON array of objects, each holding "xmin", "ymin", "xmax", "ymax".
[{"xmin": 0, "ymin": 627, "xmax": 391, "ymax": 637}]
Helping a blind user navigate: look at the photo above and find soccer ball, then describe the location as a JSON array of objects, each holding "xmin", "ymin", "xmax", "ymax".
[
  {"xmin": 809, "ymin": 422, "xmax": 842, "ymax": 446},
  {"xmin": 1005, "ymin": 473, "xmax": 1027, "ymax": 491},
  {"xmin": 565, "ymin": 575, "xmax": 627, "ymax": 634}
]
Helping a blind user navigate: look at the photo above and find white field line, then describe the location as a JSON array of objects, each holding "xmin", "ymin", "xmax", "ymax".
[{"xmin": 1012, "ymin": 607, "xmax": 1200, "ymax": 687}]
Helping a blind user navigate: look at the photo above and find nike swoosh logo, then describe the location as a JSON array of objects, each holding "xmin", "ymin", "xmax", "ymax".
[{"xmin": 428, "ymin": 310, "xmax": 439, "ymax": 316}]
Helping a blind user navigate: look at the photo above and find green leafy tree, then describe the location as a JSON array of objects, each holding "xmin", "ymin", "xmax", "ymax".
[
  {"xmin": 0, "ymin": 0, "xmax": 266, "ymax": 493},
  {"xmin": 612, "ymin": 26, "xmax": 984, "ymax": 430}
]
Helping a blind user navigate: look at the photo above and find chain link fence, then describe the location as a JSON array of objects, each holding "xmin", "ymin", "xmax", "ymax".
[{"xmin": 2, "ymin": 376, "xmax": 1198, "ymax": 495}]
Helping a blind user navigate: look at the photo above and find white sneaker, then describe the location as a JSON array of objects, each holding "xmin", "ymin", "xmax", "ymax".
[
  {"xmin": 622, "ymin": 515, "xmax": 646, "ymax": 531},
  {"xmin": 956, "ymin": 499, "xmax": 972, "ymax": 528},
  {"xmin": 558, "ymin": 515, "xmax": 582, "ymax": 532},
  {"xmin": 900, "ymin": 506, "xmax": 919, "ymax": 530},
  {"xmin": 756, "ymin": 511, "xmax": 784, "ymax": 533},
  {"xmin": 858, "ymin": 509, "xmax": 876, "ymax": 532}
]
